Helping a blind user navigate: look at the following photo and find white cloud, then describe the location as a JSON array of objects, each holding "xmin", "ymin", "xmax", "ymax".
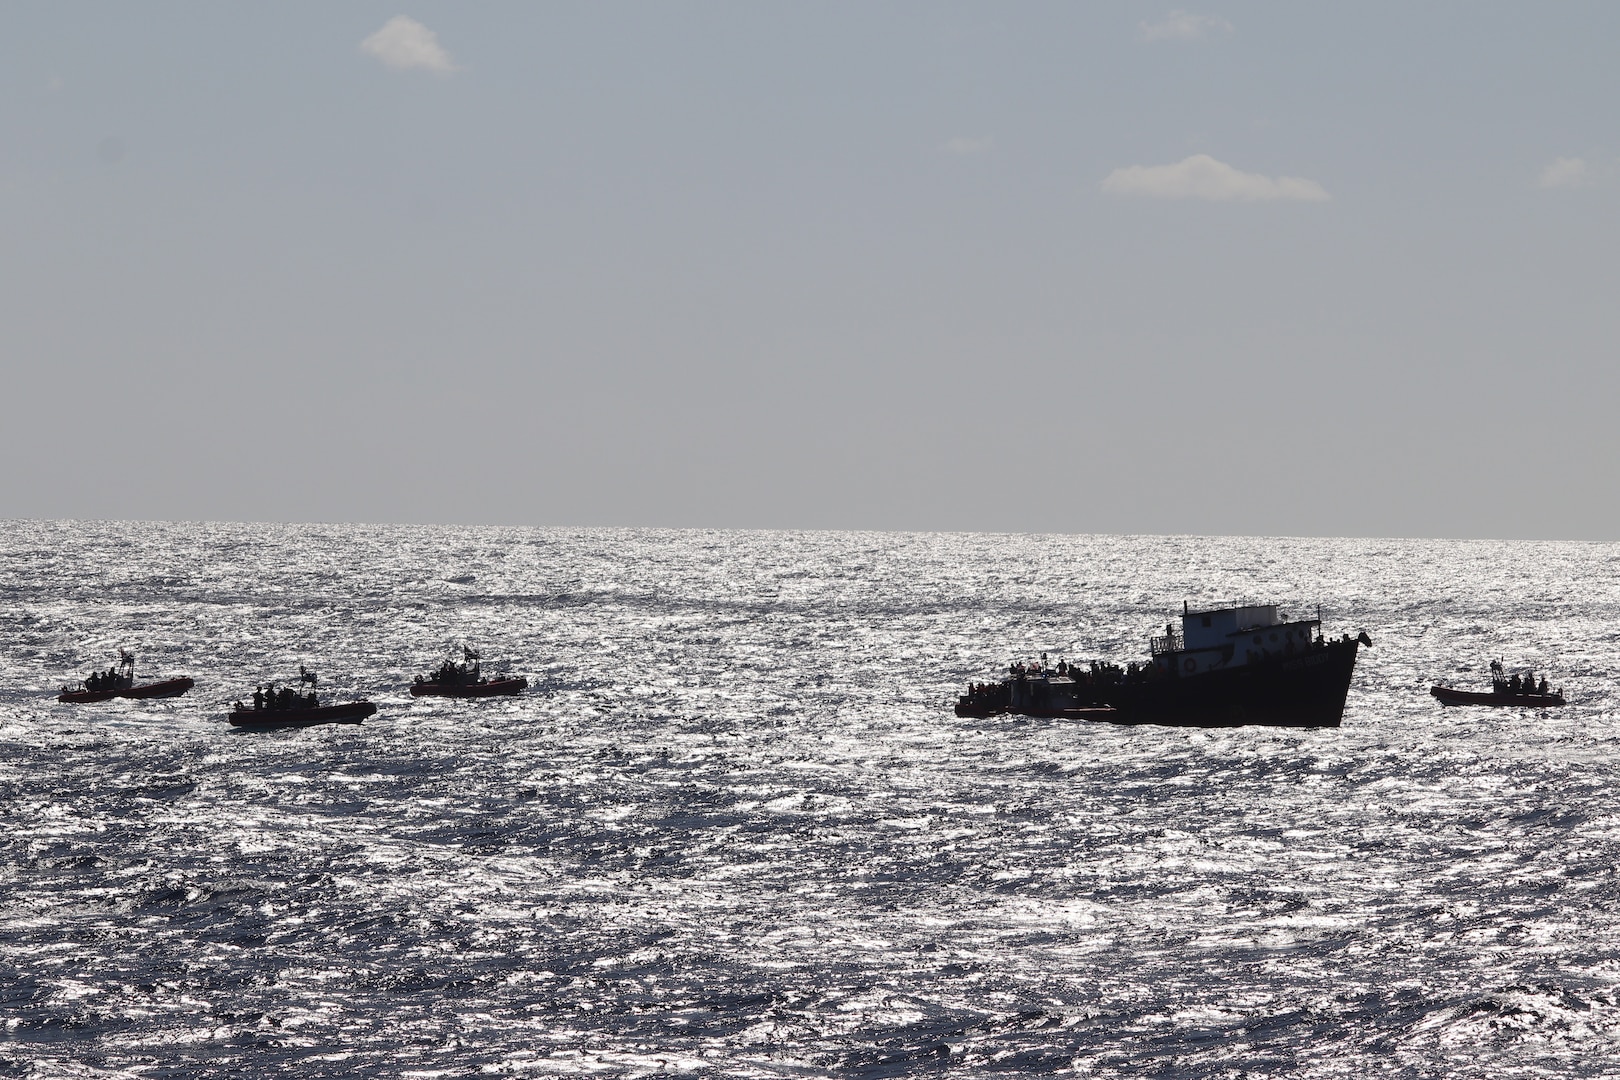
[
  {"xmin": 942, "ymin": 137, "xmax": 992, "ymax": 156},
  {"xmin": 360, "ymin": 16, "xmax": 456, "ymax": 74},
  {"xmin": 1538, "ymin": 156, "xmax": 1592, "ymax": 189},
  {"xmin": 1100, "ymin": 154, "xmax": 1329, "ymax": 202},
  {"xmin": 1140, "ymin": 10, "xmax": 1233, "ymax": 41}
]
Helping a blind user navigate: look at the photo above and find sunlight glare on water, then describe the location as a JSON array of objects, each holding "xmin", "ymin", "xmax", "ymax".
[{"xmin": 2, "ymin": 521, "xmax": 1619, "ymax": 1077}]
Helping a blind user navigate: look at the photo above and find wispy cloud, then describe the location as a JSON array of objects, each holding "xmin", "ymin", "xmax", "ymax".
[
  {"xmin": 942, "ymin": 137, "xmax": 992, "ymax": 156},
  {"xmin": 361, "ymin": 16, "xmax": 456, "ymax": 74},
  {"xmin": 1538, "ymin": 156, "xmax": 1593, "ymax": 189},
  {"xmin": 1101, "ymin": 154, "xmax": 1329, "ymax": 202},
  {"xmin": 1140, "ymin": 10, "xmax": 1233, "ymax": 42}
]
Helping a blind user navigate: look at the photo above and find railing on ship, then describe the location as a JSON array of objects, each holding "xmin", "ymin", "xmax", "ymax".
[{"xmin": 1150, "ymin": 631, "xmax": 1183, "ymax": 655}]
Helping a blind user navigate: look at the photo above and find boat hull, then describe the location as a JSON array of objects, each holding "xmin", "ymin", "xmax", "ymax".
[
  {"xmin": 1431, "ymin": 686, "xmax": 1565, "ymax": 708},
  {"xmin": 1106, "ymin": 639, "xmax": 1361, "ymax": 728},
  {"xmin": 229, "ymin": 701, "xmax": 377, "ymax": 728},
  {"xmin": 57, "ymin": 677, "xmax": 195, "ymax": 704},
  {"xmin": 409, "ymin": 677, "xmax": 528, "ymax": 698}
]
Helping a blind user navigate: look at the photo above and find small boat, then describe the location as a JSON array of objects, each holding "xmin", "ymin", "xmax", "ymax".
[
  {"xmin": 229, "ymin": 701, "xmax": 377, "ymax": 728},
  {"xmin": 57, "ymin": 650, "xmax": 195, "ymax": 703},
  {"xmin": 410, "ymin": 647, "xmax": 527, "ymax": 698},
  {"xmin": 1431, "ymin": 660, "xmax": 1565, "ymax": 708},
  {"xmin": 228, "ymin": 666, "xmax": 377, "ymax": 729}
]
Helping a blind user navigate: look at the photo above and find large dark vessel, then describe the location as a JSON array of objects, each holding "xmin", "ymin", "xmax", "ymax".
[
  {"xmin": 956, "ymin": 603, "xmax": 1369, "ymax": 728},
  {"xmin": 1431, "ymin": 660, "xmax": 1565, "ymax": 708},
  {"xmin": 410, "ymin": 648, "xmax": 527, "ymax": 698},
  {"xmin": 228, "ymin": 667, "xmax": 377, "ymax": 729},
  {"xmin": 57, "ymin": 651, "xmax": 195, "ymax": 704}
]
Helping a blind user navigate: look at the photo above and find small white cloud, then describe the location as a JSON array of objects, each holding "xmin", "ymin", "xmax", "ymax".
[
  {"xmin": 1140, "ymin": 10, "xmax": 1233, "ymax": 41},
  {"xmin": 361, "ymin": 15, "xmax": 456, "ymax": 74},
  {"xmin": 942, "ymin": 137, "xmax": 992, "ymax": 156},
  {"xmin": 1101, "ymin": 154, "xmax": 1329, "ymax": 202},
  {"xmin": 1538, "ymin": 156, "xmax": 1592, "ymax": 189}
]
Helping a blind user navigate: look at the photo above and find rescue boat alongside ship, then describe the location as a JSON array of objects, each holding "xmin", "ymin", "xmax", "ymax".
[{"xmin": 956, "ymin": 602, "xmax": 1369, "ymax": 728}]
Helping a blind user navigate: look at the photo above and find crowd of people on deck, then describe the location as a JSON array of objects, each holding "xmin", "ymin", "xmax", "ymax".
[
  {"xmin": 957, "ymin": 653, "xmax": 1166, "ymax": 713},
  {"xmin": 1000, "ymin": 654, "xmax": 1164, "ymax": 687}
]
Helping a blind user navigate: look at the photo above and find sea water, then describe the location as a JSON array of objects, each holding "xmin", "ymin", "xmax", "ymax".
[{"xmin": 2, "ymin": 521, "xmax": 1617, "ymax": 1077}]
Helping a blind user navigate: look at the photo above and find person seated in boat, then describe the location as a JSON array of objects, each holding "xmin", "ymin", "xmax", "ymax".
[
  {"xmin": 1538, "ymin": 676, "xmax": 1549, "ymax": 695},
  {"xmin": 303, "ymin": 689, "xmax": 318, "ymax": 708},
  {"xmin": 1508, "ymin": 673, "xmax": 1522, "ymax": 694},
  {"xmin": 277, "ymin": 686, "xmax": 296, "ymax": 710},
  {"xmin": 253, "ymin": 688, "xmax": 265, "ymax": 711}
]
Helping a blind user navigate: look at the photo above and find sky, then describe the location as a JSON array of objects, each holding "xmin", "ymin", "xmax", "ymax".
[{"xmin": 3, "ymin": 2, "xmax": 1617, "ymax": 539}]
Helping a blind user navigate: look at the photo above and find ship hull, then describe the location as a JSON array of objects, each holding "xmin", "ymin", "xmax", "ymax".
[
  {"xmin": 229, "ymin": 701, "xmax": 377, "ymax": 729},
  {"xmin": 962, "ymin": 638, "xmax": 1362, "ymax": 728},
  {"xmin": 1105, "ymin": 639, "xmax": 1361, "ymax": 728},
  {"xmin": 58, "ymin": 677, "xmax": 195, "ymax": 704},
  {"xmin": 1430, "ymin": 686, "xmax": 1565, "ymax": 708},
  {"xmin": 409, "ymin": 677, "xmax": 527, "ymax": 698}
]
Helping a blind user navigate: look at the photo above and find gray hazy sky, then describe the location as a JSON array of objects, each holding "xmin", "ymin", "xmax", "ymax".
[{"xmin": 4, "ymin": 3, "xmax": 1617, "ymax": 538}]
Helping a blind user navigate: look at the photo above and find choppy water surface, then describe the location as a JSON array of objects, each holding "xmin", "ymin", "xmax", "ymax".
[{"xmin": 3, "ymin": 522, "xmax": 1619, "ymax": 1078}]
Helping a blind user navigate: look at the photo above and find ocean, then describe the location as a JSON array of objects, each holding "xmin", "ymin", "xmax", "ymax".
[{"xmin": 2, "ymin": 521, "xmax": 1617, "ymax": 1077}]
